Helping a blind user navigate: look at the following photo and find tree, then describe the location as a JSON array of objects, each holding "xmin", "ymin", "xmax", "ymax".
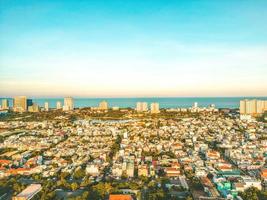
[
  {"xmin": 147, "ymin": 188, "xmax": 165, "ymax": 200},
  {"xmin": 240, "ymin": 187, "xmax": 260, "ymax": 200},
  {"xmin": 71, "ymin": 182, "xmax": 79, "ymax": 191},
  {"xmin": 80, "ymin": 176, "xmax": 91, "ymax": 187},
  {"xmin": 92, "ymin": 182, "xmax": 112, "ymax": 199},
  {"xmin": 13, "ymin": 183, "xmax": 21, "ymax": 193},
  {"xmin": 60, "ymin": 171, "xmax": 70, "ymax": 180},
  {"xmin": 259, "ymin": 190, "xmax": 267, "ymax": 200},
  {"xmin": 73, "ymin": 168, "xmax": 85, "ymax": 179},
  {"xmin": 82, "ymin": 191, "xmax": 89, "ymax": 199}
]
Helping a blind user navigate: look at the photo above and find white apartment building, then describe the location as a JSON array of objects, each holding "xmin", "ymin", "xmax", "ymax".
[
  {"xmin": 63, "ymin": 97, "xmax": 74, "ymax": 111},
  {"xmin": 136, "ymin": 102, "xmax": 148, "ymax": 112},
  {"xmin": 150, "ymin": 102, "xmax": 160, "ymax": 114}
]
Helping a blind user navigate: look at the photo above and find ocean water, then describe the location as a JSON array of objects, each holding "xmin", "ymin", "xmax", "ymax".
[{"xmin": 1, "ymin": 97, "xmax": 267, "ymax": 109}]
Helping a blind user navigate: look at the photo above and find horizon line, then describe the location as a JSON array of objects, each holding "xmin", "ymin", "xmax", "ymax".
[{"xmin": 1, "ymin": 95, "xmax": 267, "ymax": 99}]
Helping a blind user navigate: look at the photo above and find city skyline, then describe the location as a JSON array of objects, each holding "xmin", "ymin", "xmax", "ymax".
[{"xmin": 1, "ymin": 0, "xmax": 267, "ymax": 97}]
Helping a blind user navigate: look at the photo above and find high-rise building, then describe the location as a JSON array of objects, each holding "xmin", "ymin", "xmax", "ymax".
[
  {"xmin": 99, "ymin": 100, "xmax": 108, "ymax": 110},
  {"xmin": 44, "ymin": 102, "xmax": 49, "ymax": 111},
  {"xmin": 256, "ymin": 100, "xmax": 265, "ymax": 114},
  {"xmin": 13, "ymin": 96, "xmax": 27, "ymax": 112},
  {"xmin": 63, "ymin": 97, "xmax": 74, "ymax": 111},
  {"xmin": 1, "ymin": 99, "xmax": 9, "ymax": 110},
  {"xmin": 240, "ymin": 99, "xmax": 267, "ymax": 116},
  {"xmin": 150, "ymin": 102, "xmax": 160, "ymax": 114},
  {"xmin": 28, "ymin": 103, "xmax": 40, "ymax": 112},
  {"xmin": 56, "ymin": 101, "xmax": 62, "ymax": 109},
  {"xmin": 136, "ymin": 102, "xmax": 148, "ymax": 112},
  {"xmin": 27, "ymin": 99, "xmax": 33, "ymax": 108},
  {"xmin": 240, "ymin": 100, "xmax": 246, "ymax": 114}
]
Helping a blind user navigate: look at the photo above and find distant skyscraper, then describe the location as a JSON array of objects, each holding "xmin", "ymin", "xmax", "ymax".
[
  {"xmin": 27, "ymin": 99, "xmax": 33, "ymax": 108},
  {"xmin": 44, "ymin": 102, "xmax": 49, "ymax": 111},
  {"xmin": 1, "ymin": 99, "xmax": 9, "ymax": 109},
  {"xmin": 240, "ymin": 100, "xmax": 246, "ymax": 114},
  {"xmin": 136, "ymin": 102, "xmax": 148, "ymax": 112},
  {"xmin": 28, "ymin": 103, "xmax": 40, "ymax": 112},
  {"xmin": 13, "ymin": 96, "xmax": 27, "ymax": 112},
  {"xmin": 99, "ymin": 100, "xmax": 108, "ymax": 110},
  {"xmin": 240, "ymin": 99, "xmax": 267, "ymax": 116},
  {"xmin": 56, "ymin": 101, "xmax": 62, "ymax": 109},
  {"xmin": 150, "ymin": 102, "xmax": 160, "ymax": 114},
  {"xmin": 63, "ymin": 97, "xmax": 74, "ymax": 111}
]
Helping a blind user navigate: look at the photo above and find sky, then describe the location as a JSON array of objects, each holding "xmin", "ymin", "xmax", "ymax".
[{"xmin": 0, "ymin": 0, "xmax": 267, "ymax": 97}]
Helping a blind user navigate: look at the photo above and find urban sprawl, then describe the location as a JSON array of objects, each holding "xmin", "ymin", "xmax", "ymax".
[{"xmin": 0, "ymin": 97, "xmax": 267, "ymax": 200}]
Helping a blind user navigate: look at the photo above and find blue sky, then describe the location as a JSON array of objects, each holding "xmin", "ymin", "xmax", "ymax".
[{"xmin": 0, "ymin": 0, "xmax": 267, "ymax": 97}]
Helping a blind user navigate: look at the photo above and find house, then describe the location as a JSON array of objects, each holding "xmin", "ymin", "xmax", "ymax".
[
  {"xmin": 138, "ymin": 165, "xmax": 148, "ymax": 177},
  {"xmin": 86, "ymin": 164, "xmax": 99, "ymax": 176},
  {"xmin": 165, "ymin": 167, "xmax": 180, "ymax": 177}
]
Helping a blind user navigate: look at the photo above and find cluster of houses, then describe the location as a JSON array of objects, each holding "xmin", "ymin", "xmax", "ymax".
[{"xmin": 0, "ymin": 110, "xmax": 266, "ymax": 199}]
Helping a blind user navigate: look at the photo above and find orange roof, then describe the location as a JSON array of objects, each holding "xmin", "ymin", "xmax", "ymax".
[
  {"xmin": 109, "ymin": 194, "xmax": 132, "ymax": 200},
  {"xmin": 218, "ymin": 165, "xmax": 232, "ymax": 170},
  {"xmin": 0, "ymin": 160, "xmax": 11, "ymax": 165},
  {"xmin": 6, "ymin": 168, "xmax": 31, "ymax": 174}
]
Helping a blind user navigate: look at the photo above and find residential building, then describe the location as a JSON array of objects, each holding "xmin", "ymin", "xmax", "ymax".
[
  {"xmin": 28, "ymin": 103, "xmax": 39, "ymax": 112},
  {"xmin": 27, "ymin": 99, "xmax": 33, "ymax": 109},
  {"xmin": 86, "ymin": 164, "xmax": 99, "ymax": 176},
  {"xmin": 1, "ymin": 99, "xmax": 9, "ymax": 109},
  {"xmin": 63, "ymin": 97, "xmax": 74, "ymax": 111},
  {"xmin": 44, "ymin": 102, "xmax": 49, "ymax": 111},
  {"xmin": 99, "ymin": 100, "xmax": 108, "ymax": 110},
  {"xmin": 136, "ymin": 102, "xmax": 148, "ymax": 112},
  {"xmin": 240, "ymin": 99, "xmax": 267, "ymax": 116},
  {"xmin": 56, "ymin": 101, "xmax": 62, "ymax": 109},
  {"xmin": 13, "ymin": 96, "xmax": 27, "ymax": 112},
  {"xmin": 126, "ymin": 162, "xmax": 134, "ymax": 177},
  {"xmin": 150, "ymin": 102, "xmax": 160, "ymax": 114}
]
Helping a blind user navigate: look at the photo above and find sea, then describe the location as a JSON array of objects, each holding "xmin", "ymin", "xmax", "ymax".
[{"xmin": 1, "ymin": 97, "xmax": 267, "ymax": 109}]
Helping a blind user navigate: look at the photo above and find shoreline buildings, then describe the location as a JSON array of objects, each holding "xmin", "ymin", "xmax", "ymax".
[
  {"xmin": 240, "ymin": 99, "xmax": 267, "ymax": 116},
  {"xmin": 44, "ymin": 102, "xmax": 49, "ymax": 111},
  {"xmin": 56, "ymin": 101, "xmax": 62, "ymax": 109},
  {"xmin": 1, "ymin": 99, "xmax": 9, "ymax": 110},
  {"xmin": 13, "ymin": 96, "xmax": 27, "ymax": 112},
  {"xmin": 63, "ymin": 97, "xmax": 74, "ymax": 111},
  {"xmin": 136, "ymin": 102, "xmax": 148, "ymax": 112},
  {"xmin": 28, "ymin": 103, "xmax": 39, "ymax": 112},
  {"xmin": 99, "ymin": 100, "xmax": 108, "ymax": 110},
  {"xmin": 150, "ymin": 102, "xmax": 160, "ymax": 114}
]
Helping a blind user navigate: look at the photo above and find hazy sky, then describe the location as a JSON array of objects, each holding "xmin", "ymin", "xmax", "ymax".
[{"xmin": 0, "ymin": 0, "xmax": 267, "ymax": 97}]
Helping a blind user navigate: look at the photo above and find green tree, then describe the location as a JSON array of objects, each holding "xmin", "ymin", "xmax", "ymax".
[
  {"xmin": 80, "ymin": 176, "xmax": 91, "ymax": 187},
  {"xmin": 71, "ymin": 182, "xmax": 79, "ymax": 191},
  {"xmin": 240, "ymin": 187, "xmax": 260, "ymax": 200},
  {"xmin": 92, "ymin": 182, "xmax": 112, "ymax": 199},
  {"xmin": 73, "ymin": 168, "xmax": 85, "ymax": 179}
]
